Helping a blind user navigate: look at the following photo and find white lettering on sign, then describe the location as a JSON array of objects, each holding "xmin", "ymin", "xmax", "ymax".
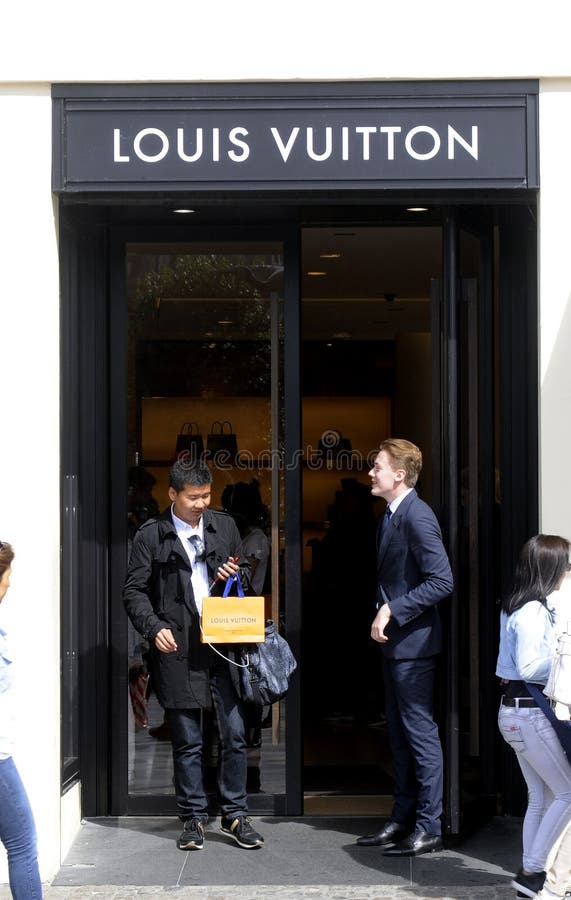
[
  {"xmin": 113, "ymin": 129, "xmax": 130, "ymax": 162},
  {"xmin": 271, "ymin": 126, "xmax": 300, "ymax": 162},
  {"xmin": 133, "ymin": 128, "xmax": 170, "ymax": 163},
  {"xmin": 228, "ymin": 127, "xmax": 250, "ymax": 162},
  {"xmin": 405, "ymin": 126, "xmax": 440, "ymax": 161},
  {"xmin": 448, "ymin": 125, "xmax": 478, "ymax": 159},
  {"xmin": 112, "ymin": 123, "xmax": 480, "ymax": 166},
  {"xmin": 355, "ymin": 126, "xmax": 377, "ymax": 161},
  {"xmin": 380, "ymin": 126, "xmax": 402, "ymax": 160},
  {"xmin": 177, "ymin": 127, "xmax": 204, "ymax": 162}
]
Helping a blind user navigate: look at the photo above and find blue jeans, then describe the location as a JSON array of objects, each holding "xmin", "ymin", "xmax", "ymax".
[
  {"xmin": 166, "ymin": 663, "xmax": 248, "ymax": 821},
  {"xmin": 498, "ymin": 704, "xmax": 571, "ymax": 873},
  {"xmin": 0, "ymin": 756, "xmax": 42, "ymax": 899}
]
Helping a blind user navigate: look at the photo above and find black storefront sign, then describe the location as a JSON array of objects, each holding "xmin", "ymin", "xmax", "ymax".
[{"xmin": 52, "ymin": 81, "xmax": 538, "ymax": 191}]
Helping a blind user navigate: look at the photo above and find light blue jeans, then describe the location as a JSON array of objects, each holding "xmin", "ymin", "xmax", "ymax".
[
  {"xmin": 498, "ymin": 703, "xmax": 571, "ymax": 873},
  {"xmin": 0, "ymin": 756, "xmax": 42, "ymax": 899}
]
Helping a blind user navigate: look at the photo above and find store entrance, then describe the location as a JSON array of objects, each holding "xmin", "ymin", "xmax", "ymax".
[{"xmin": 61, "ymin": 200, "xmax": 537, "ymax": 829}]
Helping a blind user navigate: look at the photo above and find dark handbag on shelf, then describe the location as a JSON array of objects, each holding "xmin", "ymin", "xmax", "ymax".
[
  {"xmin": 207, "ymin": 420, "xmax": 238, "ymax": 464},
  {"xmin": 239, "ymin": 620, "xmax": 297, "ymax": 706},
  {"xmin": 175, "ymin": 421, "xmax": 204, "ymax": 462},
  {"xmin": 317, "ymin": 429, "xmax": 352, "ymax": 463},
  {"xmin": 525, "ymin": 682, "xmax": 571, "ymax": 766}
]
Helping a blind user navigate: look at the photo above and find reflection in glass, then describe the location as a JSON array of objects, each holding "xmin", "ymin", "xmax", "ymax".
[{"xmin": 125, "ymin": 244, "xmax": 285, "ymax": 802}]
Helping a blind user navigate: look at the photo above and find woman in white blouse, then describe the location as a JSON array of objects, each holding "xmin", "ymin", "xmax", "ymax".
[{"xmin": 496, "ymin": 534, "xmax": 571, "ymax": 899}]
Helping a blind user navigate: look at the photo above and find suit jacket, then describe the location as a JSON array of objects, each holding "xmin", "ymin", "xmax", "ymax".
[
  {"xmin": 123, "ymin": 507, "xmax": 249, "ymax": 708},
  {"xmin": 376, "ymin": 489, "xmax": 453, "ymax": 660}
]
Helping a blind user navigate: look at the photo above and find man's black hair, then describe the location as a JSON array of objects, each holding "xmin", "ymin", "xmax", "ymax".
[{"xmin": 169, "ymin": 459, "xmax": 213, "ymax": 492}]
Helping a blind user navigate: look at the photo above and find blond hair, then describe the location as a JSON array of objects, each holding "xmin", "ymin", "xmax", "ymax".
[{"xmin": 379, "ymin": 439, "xmax": 422, "ymax": 488}]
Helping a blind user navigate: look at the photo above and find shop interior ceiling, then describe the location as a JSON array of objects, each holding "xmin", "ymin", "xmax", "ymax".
[{"xmin": 139, "ymin": 226, "xmax": 439, "ymax": 342}]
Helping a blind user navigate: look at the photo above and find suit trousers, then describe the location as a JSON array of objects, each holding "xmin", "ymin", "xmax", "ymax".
[{"xmin": 382, "ymin": 655, "xmax": 443, "ymax": 834}]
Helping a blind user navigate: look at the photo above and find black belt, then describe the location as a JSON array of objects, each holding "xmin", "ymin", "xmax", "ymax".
[{"xmin": 501, "ymin": 696, "xmax": 538, "ymax": 708}]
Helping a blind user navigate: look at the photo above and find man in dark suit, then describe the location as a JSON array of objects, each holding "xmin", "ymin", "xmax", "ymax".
[{"xmin": 356, "ymin": 439, "xmax": 453, "ymax": 856}]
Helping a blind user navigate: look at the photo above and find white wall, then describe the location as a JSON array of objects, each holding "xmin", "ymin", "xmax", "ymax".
[
  {"xmin": 0, "ymin": 0, "xmax": 570, "ymax": 83},
  {"xmin": 0, "ymin": 87, "xmax": 62, "ymax": 882},
  {"xmin": 538, "ymin": 81, "xmax": 571, "ymax": 538}
]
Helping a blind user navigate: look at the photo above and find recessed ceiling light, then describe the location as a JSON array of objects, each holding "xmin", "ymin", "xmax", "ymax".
[
  {"xmin": 306, "ymin": 271, "xmax": 327, "ymax": 276},
  {"xmin": 217, "ymin": 320, "xmax": 233, "ymax": 325},
  {"xmin": 326, "ymin": 342, "xmax": 333, "ymax": 347},
  {"xmin": 406, "ymin": 207, "xmax": 428, "ymax": 213},
  {"xmin": 333, "ymin": 331, "xmax": 352, "ymax": 339},
  {"xmin": 173, "ymin": 208, "xmax": 196, "ymax": 214},
  {"xmin": 319, "ymin": 252, "xmax": 341, "ymax": 259}
]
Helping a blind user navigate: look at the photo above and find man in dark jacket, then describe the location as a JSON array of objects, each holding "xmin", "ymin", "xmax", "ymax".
[
  {"xmin": 356, "ymin": 439, "xmax": 453, "ymax": 856},
  {"xmin": 124, "ymin": 460, "xmax": 264, "ymax": 852}
]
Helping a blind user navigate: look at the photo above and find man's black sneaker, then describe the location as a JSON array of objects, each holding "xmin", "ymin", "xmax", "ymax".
[
  {"xmin": 177, "ymin": 818, "xmax": 205, "ymax": 850},
  {"xmin": 220, "ymin": 815, "xmax": 264, "ymax": 848},
  {"xmin": 511, "ymin": 868, "xmax": 545, "ymax": 898}
]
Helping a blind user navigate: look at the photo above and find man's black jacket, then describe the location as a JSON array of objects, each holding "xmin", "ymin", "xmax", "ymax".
[{"xmin": 123, "ymin": 507, "xmax": 249, "ymax": 709}]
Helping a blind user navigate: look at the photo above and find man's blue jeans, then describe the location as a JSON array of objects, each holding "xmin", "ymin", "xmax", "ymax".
[
  {"xmin": 166, "ymin": 663, "xmax": 248, "ymax": 821},
  {"xmin": 0, "ymin": 756, "xmax": 42, "ymax": 899}
]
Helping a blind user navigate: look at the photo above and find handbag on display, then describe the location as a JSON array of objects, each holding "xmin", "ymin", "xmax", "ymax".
[
  {"xmin": 543, "ymin": 623, "xmax": 571, "ymax": 707},
  {"xmin": 238, "ymin": 620, "xmax": 297, "ymax": 706},
  {"xmin": 175, "ymin": 421, "xmax": 204, "ymax": 462},
  {"xmin": 317, "ymin": 429, "xmax": 352, "ymax": 461},
  {"xmin": 207, "ymin": 420, "xmax": 238, "ymax": 464},
  {"xmin": 200, "ymin": 572, "xmax": 265, "ymax": 644}
]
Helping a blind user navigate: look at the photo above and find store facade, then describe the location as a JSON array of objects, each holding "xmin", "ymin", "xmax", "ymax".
[
  {"xmin": 54, "ymin": 79, "xmax": 537, "ymax": 818},
  {"xmin": 2, "ymin": 67, "xmax": 571, "ymax": 883}
]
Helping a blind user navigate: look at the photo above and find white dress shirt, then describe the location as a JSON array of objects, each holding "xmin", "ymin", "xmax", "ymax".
[{"xmin": 170, "ymin": 506, "xmax": 210, "ymax": 615}]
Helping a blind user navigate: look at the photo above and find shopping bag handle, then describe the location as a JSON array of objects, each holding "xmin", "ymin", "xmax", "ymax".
[{"xmin": 222, "ymin": 571, "xmax": 245, "ymax": 598}]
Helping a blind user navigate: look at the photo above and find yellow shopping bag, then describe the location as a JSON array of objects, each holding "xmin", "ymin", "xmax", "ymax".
[{"xmin": 200, "ymin": 573, "xmax": 265, "ymax": 643}]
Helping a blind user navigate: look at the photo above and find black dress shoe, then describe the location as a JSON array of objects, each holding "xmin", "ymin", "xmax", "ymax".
[
  {"xmin": 383, "ymin": 830, "xmax": 444, "ymax": 856},
  {"xmin": 356, "ymin": 821, "xmax": 410, "ymax": 847}
]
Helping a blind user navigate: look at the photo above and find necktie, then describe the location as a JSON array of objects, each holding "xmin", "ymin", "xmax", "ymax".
[
  {"xmin": 188, "ymin": 534, "xmax": 205, "ymax": 562},
  {"xmin": 382, "ymin": 507, "xmax": 392, "ymax": 533}
]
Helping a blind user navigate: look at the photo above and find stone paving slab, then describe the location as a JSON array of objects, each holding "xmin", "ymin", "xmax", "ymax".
[{"xmin": 0, "ymin": 887, "xmax": 518, "ymax": 900}]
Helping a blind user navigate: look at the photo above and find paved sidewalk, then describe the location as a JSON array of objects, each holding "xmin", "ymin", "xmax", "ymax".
[{"xmin": 0, "ymin": 816, "xmax": 524, "ymax": 900}]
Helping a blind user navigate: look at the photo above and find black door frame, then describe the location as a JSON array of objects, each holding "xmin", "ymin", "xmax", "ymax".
[{"xmin": 60, "ymin": 198, "xmax": 537, "ymax": 823}]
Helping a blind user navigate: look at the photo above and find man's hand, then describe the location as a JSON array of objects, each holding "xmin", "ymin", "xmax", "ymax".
[
  {"xmin": 371, "ymin": 603, "xmax": 392, "ymax": 643},
  {"xmin": 155, "ymin": 628, "xmax": 178, "ymax": 653},
  {"xmin": 215, "ymin": 556, "xmax": 240, "ymax": 582}
]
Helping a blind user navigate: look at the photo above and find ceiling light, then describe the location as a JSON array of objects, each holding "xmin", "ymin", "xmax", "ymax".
[
  {"xmin": 173, "ymin": 208, "xmax": 196, "ymax": 214},
  {"xmin": 406, "ymin": 207, "xmax": 428, "ymax": 213},
  {"xmin": 306, "ymin": 271, "xmax": 327, "ymax": 276},
  {"xmin": 319, "ymin": 252, "xmax": 341, "ymax": 259},
  {"xmin": 326, "ymin": 342, "xmax": 333, "ymax": 347},
  {"xmin": 204, "ymin": 332, "xmax": 214, "ymax": 337},
  {"xmin": 217, "ymin": 320, "xmax": 233, "ymax": 325},
  {"xmin": 333, "ymin": 331, "xmax": 352, "ymax": 339}
]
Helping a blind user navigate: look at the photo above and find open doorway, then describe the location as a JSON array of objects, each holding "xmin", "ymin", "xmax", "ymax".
[{"xmin": 300, "ymin": 225, "xmax": 442, "ymax": 814}]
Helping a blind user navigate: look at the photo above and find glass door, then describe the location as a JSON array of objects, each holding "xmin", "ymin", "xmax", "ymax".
[
  {"xmin": 110, "ymin": 236, "xmax": 293, "ymax": 814},
  {"xmin": 300, "ymin": 224, "xmax": 442, "ymax": 814}
]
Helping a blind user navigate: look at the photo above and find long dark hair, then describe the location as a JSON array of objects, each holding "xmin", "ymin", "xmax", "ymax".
[{"xmin": 502, "ymin": 534, "xmax": 570, "ymax": 615}]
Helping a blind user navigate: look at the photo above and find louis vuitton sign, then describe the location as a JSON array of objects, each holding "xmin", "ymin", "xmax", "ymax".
[{"xmin": 52, "ymin": 82, "xmax": 539, "ymax": 192}]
